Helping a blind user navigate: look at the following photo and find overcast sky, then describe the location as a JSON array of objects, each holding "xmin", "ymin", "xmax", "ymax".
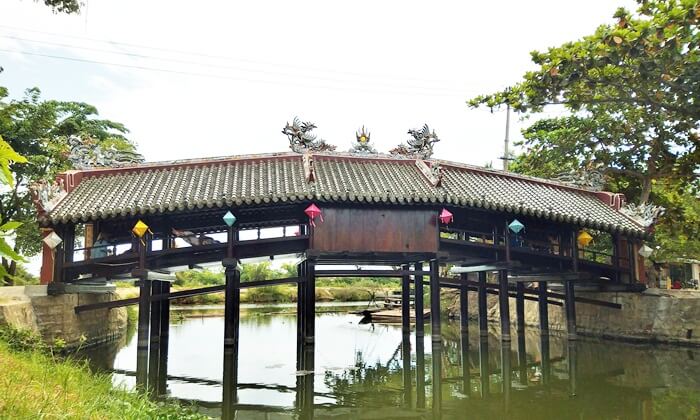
[{"xmin": 0, "ymin": 0, "xmax": 636, "ymax": 168}]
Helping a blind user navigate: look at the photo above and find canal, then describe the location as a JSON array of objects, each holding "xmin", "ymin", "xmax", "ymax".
[{"xmin": 80, "ymin": 304, "xmax": 700, "ymax": 419}]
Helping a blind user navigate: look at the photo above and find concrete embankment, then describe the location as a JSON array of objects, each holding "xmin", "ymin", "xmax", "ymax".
[
  {"xmin": 451, "ymin": 288, "xmax": 700, "ymax": 346},
  {"xmin": 0, "ymin": 285, "xmax": 126, "ymax": 349}
]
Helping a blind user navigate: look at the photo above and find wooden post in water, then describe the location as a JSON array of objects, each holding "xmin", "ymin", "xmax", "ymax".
[
  {"xmin": 515, "ymin": 282, "xmax": 527, "ymax": 385},
  {"xmin": 416, "ymin": 334, "xmax": 426, "ymax": 408},
  {"xmin": 539, "ymin": 280, "xmax": 551, "ymax": 385},
  {"xmin": 147, "ymin": 280, "xmax": 162, "ymax": 396},
  {"xmin": 135, "ymin": 232, "xmax": 151, "ymax": 391},
  {"xmin": 478, "ymin": 271, "xmax": 488, "ymax": 338},
  {"xmin": 431, "ymin": 341, "xmax": 443, "ymax": 418},
  {"xmin": 157, "ymin": 281, "xmax": 170, "ymax": 396},
  {"xmin": 222, "ymin": 224, "xmax": 240, "ymax": 420},
  {"xmin": 296, "ymin": 261, "xmax": 305, "ymax": 366},
  {"xmin": 478, "ymin": 337, "xmax": 489, "ymax": 398},
  {"xmin": 304, "ymin": 259, "xmax": 316, "ymax": 345},
  {"xmin": 459, "ymin": 274, "xmax": 469, "ymax": 335},
  {"xmin": 499, "ymin": 224, "xmax": 511, "ymax": 342},
  {"xmin": 401, "ymin": 332, "xmax": 412, "ymax": 408},
  {"xmin": 501, "ymin": 341, "xmax": 512, "ymax": 411},
  {"xmin": 401, "ymin": 264, "xmax": 411, "ymax": 334},
  {"xmin": 429, "ymin": 259, "xmax": 441, "ymax": 342},
  {"xmin": 414, "ymin": 262, "xmax": 424, "ymax": 337},
  {"xmin": 461, "ymin": 329, "xmax": 470, "ymax": 397}
]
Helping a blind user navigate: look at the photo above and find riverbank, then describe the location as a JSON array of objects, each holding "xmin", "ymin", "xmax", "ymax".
[{"xmin": 0, "ymin": 327, "xmax": 206, "ymax": 419}]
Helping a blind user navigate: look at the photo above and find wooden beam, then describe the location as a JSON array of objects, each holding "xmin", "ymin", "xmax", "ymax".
[
  {"xmin": 315, "ymin": 269, "xmax": 431, "ymax": 277},
  {"xmin": 449, "ymin": 262, "xmax": 521, "ymax": 274},
  {"xmin": 508, "ymin": 272, "xmax": 593, "ymax": 283}
]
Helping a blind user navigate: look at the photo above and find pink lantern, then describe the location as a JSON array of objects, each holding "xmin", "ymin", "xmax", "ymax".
[
  {"xmin": 305, "ymin": 203, "xmax": 323, "ymax": 227},
  {"xmin": 439, "ymin": 208, "xmax": 453, "ymax": 225}
]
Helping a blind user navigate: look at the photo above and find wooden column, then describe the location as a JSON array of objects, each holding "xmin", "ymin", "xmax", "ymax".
[
  {"xmin": 478, "ymin": 271, "xmax": 488, "ymax": 338},
  {"xmin": 478, "ymin": 337, "xmax": 489, "ymax": 398},
  {"xmin": 147, "ymin": 280, "xmax": 162, "ymax": 396},
  {"xmin": 517, "ymin": 326, "xmax": 527, "ymax": 386},
  {"xmin": 431, "ymin": 341, "xmax": 443, "ymax": 417},
  {"xmin": 429, "ymin": 259, "xmax": 441, "ymax": 342},
  {"xmin": 304, "ymin": 259, "xmax": 316, "ymax": 345},
  {"xmin": 222, "ymin": 226, "xmax": 240, "ymax": 420},
  {"xmin": 460, "ymin": 328, "xmax": 470, "ymax": 397},
  {"xmin": 135, "ymin": 233, "xmax": 150, "ymax": 391},
  {"xmin": 63, "ymin": 224, "xmax": 75, "ymax": 282},
  {"xmin": 568, "ymin": 340, "xmax": 578, "ymax": 397},
  {"xmin": 501, "ymin": 340, "xmax": 512, "ymax": 410},
  {"xmin": 401, "ymin": 264, "xmax": 411, "ymax": 334},
  {"xmin": 296, "ymin": 262, "xmax": 306, "ymax": 365},
  {"xmin": 538, "ymin": 280, "xmax": 551, "ymax": 384},
  {"xmin": 414, "ymin": 262, "xmax": 424, "ymax": 337},
  {"xmin": 401, "ymin": 332, "xmax": 412, "ymax": 408},
  {"xmin": 415, "ymin": 333, "xmax": 426, "ymax": 408},
  {"xmin": 567, "ymin": 231, "xmax": 579, "ymax": 341},
  {"xmin": 515, "ymin": 283, "xmax": 525, "ymax": 336},
  {"xmin": 499, "ymin": 223, "xmax": 511, "ymax": 342},
  {"xmin": 157, "ymin": 281, "xmax": 170, "ymax": 396},
  {"xmin": 459, "ymin": 274, "xmax": 469, "ymax": 335}
]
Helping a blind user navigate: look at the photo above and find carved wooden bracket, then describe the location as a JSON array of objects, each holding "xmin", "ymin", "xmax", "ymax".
[{"xmin": 415, "ymin": 159, "xmax": 442, "ymax": 187}]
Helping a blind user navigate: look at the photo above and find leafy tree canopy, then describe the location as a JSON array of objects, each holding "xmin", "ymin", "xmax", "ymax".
[
  {"xmin": 469, "ymin": 0, "xmax": 699, "ymax": 204},
  {"xmin": 39, "ymin": 0, "xmax": 81, "ymax": 14}
]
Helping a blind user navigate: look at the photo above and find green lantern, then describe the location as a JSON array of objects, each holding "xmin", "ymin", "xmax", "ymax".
[{"xmin": 223, "ymin": 211, "xmax": 237, "ymax": 227}]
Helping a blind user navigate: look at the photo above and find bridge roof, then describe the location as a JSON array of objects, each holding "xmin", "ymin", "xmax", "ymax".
[{"xmin": 44, "ymin": 152, "xmax": 644, "ymax": 236}]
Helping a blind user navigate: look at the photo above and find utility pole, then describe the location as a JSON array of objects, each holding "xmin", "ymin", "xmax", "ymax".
[{"xmin": 500, "ymin": 103, "xmax": 511, "ymax": 172}]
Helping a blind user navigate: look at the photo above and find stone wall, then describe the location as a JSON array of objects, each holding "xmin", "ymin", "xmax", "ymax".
[
  {"xmin": 483, "ymin": 288, "xmax": 700, "ymax": 346},
  {"xmin": 0, "ymin": 285, "xmax": 127, "ymax": 349}
]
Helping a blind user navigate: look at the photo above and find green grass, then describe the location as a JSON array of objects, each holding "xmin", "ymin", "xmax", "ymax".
[{"xmin": 0, "ymin": 326, "xmax": 207, "ymax": 419}]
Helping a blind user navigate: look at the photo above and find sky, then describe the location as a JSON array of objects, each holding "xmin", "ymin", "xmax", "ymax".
[
  {"xmin": 0, "ymin": 0, "xmax": 636, "ymax": 167},
  {"xmin": 0, "ymin": 0, "xmax": 635, "ymax": 275}
]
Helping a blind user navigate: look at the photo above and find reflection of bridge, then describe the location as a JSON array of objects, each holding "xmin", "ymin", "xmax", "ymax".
[{"xmin": 36, "ymin": 151, "xmax": 648, "ymax": 418}]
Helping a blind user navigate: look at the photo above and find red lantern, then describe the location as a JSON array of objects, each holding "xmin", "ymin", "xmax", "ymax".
[
  {"xmin": 305, "ymin": 204, "xmax": 323, "ymax": 227},
  {"xmin": 439, "ymin": 208, "xmax": 453, "ymax": 225}
]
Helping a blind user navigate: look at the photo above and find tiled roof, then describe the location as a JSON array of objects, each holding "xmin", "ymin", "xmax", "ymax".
[{"xmin": 46, "ymin": 152, "xmax": 644, "ymax": 236}]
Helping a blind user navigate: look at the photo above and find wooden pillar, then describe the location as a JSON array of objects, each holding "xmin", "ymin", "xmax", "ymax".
[
  {"xmin": 401, "ymin": 332, "xmax": 412, "ymax": 408},
  {"xmin": 515, "ymin": 283, "xmax": 525, "ymax": 335},
  {"xmin": 612, "ymin": 233, "xmax": 621, "ymax": 283},
  {"xmin": 460, "ymin": 329, "xmax": 470, "ymax": 397},
  {"xmin": 517, "ymin": 326, "xmax": 527, "ymax": 386},
  {"xmin": 501, "ymin": 340, "xmax": 511, "ymax": 410},
  {"xmin": 135, "ymin": 233, "xmax": 150, "ymax": 391},
  {"xmin": 567, "ymin": 231, "xmax": 579, "ymax": 341},
  {"xmin": 429, "ymin": 259, "xmax": 441, "ymax": 342},
  {"xmin": 63, "ymin": 223, "xmax": 75, "ymax": 281},
  {"xmin": 304, "ymin": 259, "xmax": 316, "ymax": 345},
  {"xmin": 459, "ymin": 274, "xmax": 469, "ymax": 335},
  {"xmin": 222, "ymin": 226, "xmax": 240, "ymax": 420},
  {"xmin": 478, "ymin": 337, "xmax": 489, "ymax": 398},
  {"xmin": 401, "ymin": 264, "xmax": 411, "ymax": 334},
  {"xmin": 431, "ymin": 341, "xmax": 443, "ymax": 417},
  {"xmin": 538, "ymin": 281, "xmax": 550, "ymax": 384},
  {"xmin": 157, "ymin": 281, "xmax": 170, "ymax": 396},
  {"xmin": 296, "ymin": 262, "xmax": 306, "ymax": 365},
  {"xmin": 498, "ymin": 270, "xmax": 511, "ymax": 342},
  {"xmin": 147, "ymin": 280, "xmax": 162, "ymax": 396},
  {"xmin": 40, "ymin": 228, "xmax": 55, "ymax": 285},
  {"xmin": 478, "ymin": 271, "xmax": 488, "ymax": 338},
  {"xmin": 415, "ymin": 333, "xmax": 426, "ymax": 408},
  {"xmin": 568, "ymin": 340, "xmax": 577, "ymax": 397},
  {"xmin": 414, "ymin": 262, "xmax": 424, "ymax": 337}
]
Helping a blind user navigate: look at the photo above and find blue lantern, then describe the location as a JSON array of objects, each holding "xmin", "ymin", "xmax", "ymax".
[
  {"xmin": 508, "ymin": 219, "xmax": 525, "ymax": 234},
  {"xmin": 223, "ymin": 211, "xmax": 237, "ymax": 227}
]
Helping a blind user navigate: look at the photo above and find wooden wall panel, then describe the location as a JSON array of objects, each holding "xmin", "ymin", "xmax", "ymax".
[{"xmin": 311, "ymin": 207, "xmax": 438, "ymax": 254}]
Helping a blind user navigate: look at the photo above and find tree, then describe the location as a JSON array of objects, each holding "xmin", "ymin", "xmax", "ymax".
[
  {"xmin": 0, "ymin": 87, "xmax": 136, "ymax": 283},
  {"xmin": 38, "ymin": 0, "xmax": 81, "ymax": 14},
  {"xmin": 468, "ymin": 0, "xmax": 699, "ymax": 204},
  {"xmin": 0, "ymin": 136, "xmax": 27, "ymax": 285}
]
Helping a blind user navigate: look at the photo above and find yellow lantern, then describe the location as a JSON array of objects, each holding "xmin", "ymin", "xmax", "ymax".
[
  {"xmin": 577, "ymin": 230, "xmax": 593, "ymax": 247},
  {"xmin": 132, "ymin": 220, "xmax": 150, "ymax": 238}
]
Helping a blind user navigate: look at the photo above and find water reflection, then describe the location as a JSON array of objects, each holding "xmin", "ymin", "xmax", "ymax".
[{"xmin": 82, "ymin": 306, "xmax": 700, "ymax": 419}]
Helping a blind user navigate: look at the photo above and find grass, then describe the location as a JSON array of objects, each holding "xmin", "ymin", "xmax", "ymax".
[{"xmin": 0, "ymin": 326, "xmax": 207, "ymax": 419}]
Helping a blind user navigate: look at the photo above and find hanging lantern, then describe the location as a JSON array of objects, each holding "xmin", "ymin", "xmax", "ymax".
[
  {"xmin": 304, "ymin": 204, "xmax": 323, "ymax": 227},
  {"xmin": 132, "ymin": 220, "xmax": 150, "ymax": 238},
  {"xmin": 638, "ymin": 244, "xmax": 653, "ymax": 258},
  {"xmin": 438, "ymin": 208, "xmax": 453, "ymax": 225},
  {"xmin": 222, "ymin": 211, "xmax": 237, "ymax": 227},
  {"xmin": 577, "ymin": 230, "xmax": 593, "ymax": 247},
  {"xmin": 508, "ymin": 219, "xmax": 525, "ymax": 234},
  {"xmin": 43, "ymin": 231, "xmax": 63, "ymax": 250}
]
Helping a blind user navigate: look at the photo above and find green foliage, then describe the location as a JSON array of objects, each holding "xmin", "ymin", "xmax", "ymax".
[
  {"xmin": 650, "ymin": 181, "xmax": 700, "ymax": 261},
  {"xmin": 174, "ymin": 269, "xmax": 224, "ymax": 287},
  {"xmin": 0, "ymin": 87, "xmax": 135, "ymax": 283},
  {"xmin": 0, "ymin": 136, "xmax": 26, "ymax": 285},
  {"xmin": 469, "ymin": 0, "xmax": 700, "ymax": 204},
  {"xmin": 39, "ymin": 0, "xmax": 82, "ymax": 14}
]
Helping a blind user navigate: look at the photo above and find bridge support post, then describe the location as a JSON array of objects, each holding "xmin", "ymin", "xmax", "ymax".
[
  {"xmin": 414, "ymin": 262, "xmax": 424, "ymax": 337},
  {"xmin": 431, "ymin": 341, "xmax": 443, "ymax": 417},
  {"xmin": 296, "ymin": 262, "xmax": 305, "ymax": 365},
  {"xmin": 157, "ymin": 281, "xmax": 170, "ymax": 396},
  {"xmin": 222, "ymin": 225, "xmax": 240, "ymax": 420},
  {"xmin": 401, "ymin": 264, "xmax": 411, "ymax": 334},
  {"xmin": 401, "ymin": 331, "xmax": 412, "ymax": 408},
  {"xmin": 478, "ymin": 337, "xmax": 489, "ymax": 398},
  {"xmin": 135, "ymin": 233, "xmax": 150, "ymax": 391},
  {"xmin": 498, "ymin": 269, "xmax": 511, "ymax": 342},
  {"xmin": 147, "ymin": 280, "xmax": 162, "ymax": 396},
  {"xmin": 415, "ymin": 332, "xmax": 426, "ymax": 408},
  {"xmin": 303, "ymin": 259, "xmax": 316, "ymax": 345},
  {"xmin": 460, "ymin": 325, "xmax": 470, "ymax": 397},
  {"xmin": 459, "ymin": 274, "xmax": 468, "ymax": 335},
  {"xmin": 429, "ymin": 259, "xmax": 441, "ymax": 342},
  {"xmin": 538, "ymin": 281, "xmax": 550, "ymax": 384},
  {"xmin": 515, "ymin": 282, "xmax": 527, "ymax": 385},
  {"xmin": 477, "ymin": 271, "xmax": 488, "ymax": 338}
]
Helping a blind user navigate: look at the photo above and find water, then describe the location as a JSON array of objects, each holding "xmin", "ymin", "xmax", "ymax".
[{"xmin": 82, "ymin": 305, "xmax": 700, "ymax": 419}]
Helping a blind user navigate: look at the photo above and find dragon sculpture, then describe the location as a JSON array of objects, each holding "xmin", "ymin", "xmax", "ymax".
[
  {"xmin": 553, "ymin": 169, "xmax": 606, "ymax": 191},
  {"xmin": 282, "ymin": 117, "xmax": 336, "ymax": 153},
  {"xmin": 620, "ymin": 202, "xmax": 665, "ymax": 228},
  {"xmin": 66, "ymin": 135, "xmax": 144, "ymax": 169},
  {"xmin": 349, "ymin": 126, "xmax": 376, "ymax": 154},
  {"xmin": 390, "ymin": 124, "xmax": 440, "ymax": 159}
]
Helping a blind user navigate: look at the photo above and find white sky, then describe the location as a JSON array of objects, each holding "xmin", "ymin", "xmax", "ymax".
[
  {"xmin": 0, "ymin": 0, "xmax": 635, "ymax": 166},
  {"xmin": 0, "ymin": 0, "xmax": 635, "ymax": 275}
]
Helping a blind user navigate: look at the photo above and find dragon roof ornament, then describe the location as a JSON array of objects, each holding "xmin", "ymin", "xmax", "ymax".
[
  {"xmin": 283, "ymin": 117, "xmax": 336, "ymax": 153},
  {"xmin": 66, "ymin": 135, "xmax": 144, "ymax": 169},
  {"xmin": 620, "ymin": 202, "xmax": 665, "ymax": 228},
  {"xmin": 390, "ymin": 124, "xmax": 440, "ymax": 159},
  {"xmin": 553, "ymin": 168, "xmax": 605, "ymax": 191}
]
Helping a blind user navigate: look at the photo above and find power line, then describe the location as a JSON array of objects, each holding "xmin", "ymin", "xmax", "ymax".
[
  {"xmin": 0, "ymin": 33, "xmax": 465, "ymax": 94},
  {"xmin": 0, "ymin": 24, "xmax": 464, "ymax": 87},
  {"xmin": 0, "ymin": 48, "xmax": 470, "ymax": 98}
]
